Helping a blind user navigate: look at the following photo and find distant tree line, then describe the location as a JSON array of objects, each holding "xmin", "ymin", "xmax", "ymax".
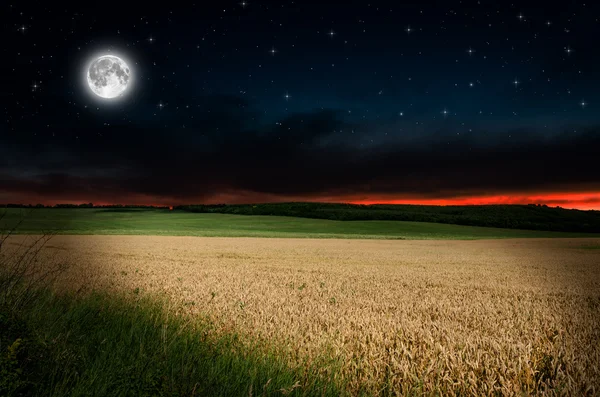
[
  {"xmin": 3, "ymin": 202, "xmax": 599, "ymax": 233},
  {"xmin": 175, "ymin": 202, "xmax": 600, "ymax": 233},
  {"xmin": 0, "ymin": 203, "xmax": 171, "ymax": 209}
]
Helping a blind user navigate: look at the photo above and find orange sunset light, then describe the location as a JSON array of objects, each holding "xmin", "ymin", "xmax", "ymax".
[
  {"xmin": 347, "ymin": 191, "xmax": 600, "ymax": 210},
  {"xmin": 8, "ymin": 191, "xmax": 600, "ymax": 211}
]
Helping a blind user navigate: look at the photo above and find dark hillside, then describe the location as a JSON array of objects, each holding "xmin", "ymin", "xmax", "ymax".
[{"xmin": 176, "ymin": 203, "xmax": 600, "ymax": 233}]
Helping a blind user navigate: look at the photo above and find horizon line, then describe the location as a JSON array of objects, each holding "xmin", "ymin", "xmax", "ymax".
[{"xmin": 1, "ymin": 201, "xmax": 598, "ymax": 212}]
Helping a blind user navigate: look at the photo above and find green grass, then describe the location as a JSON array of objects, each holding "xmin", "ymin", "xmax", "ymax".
[
  {"xmin": 176, "ymin": 202, "xmax": 600, "ymax": 233},
  {"xmin": 2, "ymin": 208, "xmax": 597, "ymax": 239},
  {"xmin": 0, "ymin": 288, "xmax": 344, "ymax": 397}
]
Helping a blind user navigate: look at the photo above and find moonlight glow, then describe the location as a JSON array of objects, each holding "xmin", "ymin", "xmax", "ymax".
[{"xmin": 85, "ymin": 55, "xmax": 131, "ymax": 99}]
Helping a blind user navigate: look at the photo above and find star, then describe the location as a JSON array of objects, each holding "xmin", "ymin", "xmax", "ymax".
[
  {"xmin": 565, "ymin": 46, "xmax": 573, "ymax": 55},
  {"xmin": 513, "ymin": 79, "xmax": 520, "ymax": 88},
  {"xmin": 580, "ymin": 99, "xmax": 587, "ymax": 108},
  {"xmin": 517, "ymin": 13, "xmax": 525, "ymax": 21},
  {"xmin": 157, "ymin": 102, "xmax": 165, "ymax": 110},
  {"xmin": 239, "ymin": 1, "xmax": 248, "ymax": 7},
  {"xmin": 399, "ymin": 112, "xmax": 404, "ymax": 116},
  {"xmin": 469, "ymin": 82, "xmax": 474, "ymax": 87},
  {"xmin": 467, "ymin": 47, "xmax": 475, "ymax": 56},
  {"xmin": 270, "ymin": 46, "xmax": 277, "ymax": 56},
  {"xmin": 284, "ymin": 92, "xmax": 291, "ymax": 101},
  {"xmin": 18, "ymin": 25, "xmax": 27, "ymax": 33},
  {"xmin": 328, "ymin": 29, "xmax": 336, "ymax": 38},
  {"xmin": 148, "ymin": 36, "xmax": 155, "ymax": 43},
  {"xmin": 546, "ymin": 20, "xmax": 552, "ymax": 26},
  {"xmin": 31, "ymin": 82, "xmax": 39, "ymax": 92},
  {"xmin": 405, "ymin": 25, "xmax": 412, "ymax": 34},
  {"xmin": 442, "ymin": 108, "xmax": 449, "ymax": 117}
]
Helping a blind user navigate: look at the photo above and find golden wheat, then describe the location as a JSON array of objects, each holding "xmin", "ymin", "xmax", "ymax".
[{"xmin": 6, "ymin": 235, "xmax": 599, "ymax": 396}]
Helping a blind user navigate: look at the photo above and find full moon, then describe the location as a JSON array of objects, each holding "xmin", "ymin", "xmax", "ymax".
[{"xmin": 86, "ymin": 55, "xmax": 131, "ymax": 99}]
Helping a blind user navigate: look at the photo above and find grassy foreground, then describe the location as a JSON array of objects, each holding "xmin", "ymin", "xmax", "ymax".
[
  {"xmin": 2, "ymin": 208, "xmax": 598, "ymax": 239},
  {"xmin": 2, "ymin": 233, "xmax": 599, "ymax": 395},
  {"xmin": 0, "ymin": 288, "xmax": 342, "ymax": 396}
]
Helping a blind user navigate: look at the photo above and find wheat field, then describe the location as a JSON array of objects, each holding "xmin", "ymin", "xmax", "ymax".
[{"xmin": 9, "ymin": 235, "xmax": 600, "ymax": 396}]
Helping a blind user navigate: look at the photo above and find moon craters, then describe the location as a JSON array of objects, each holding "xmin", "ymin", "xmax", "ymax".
[{"xmin": 86, "ymin": 55, "xmax": 131, "ymax": 99}]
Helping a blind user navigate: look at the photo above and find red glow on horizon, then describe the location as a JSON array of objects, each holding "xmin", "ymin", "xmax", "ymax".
[
  {"xmin": 345, "ymin": 192, "xmax": 600, "ymax": 210},
  {"xmin": 3, "ymin": 191, "xmax": 600, "ymax": 211}
]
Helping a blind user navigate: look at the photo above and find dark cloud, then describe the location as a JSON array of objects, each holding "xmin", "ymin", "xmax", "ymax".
[{"xmin": 1, "ymin": 94, "xmax": 599, "ymax": 204}]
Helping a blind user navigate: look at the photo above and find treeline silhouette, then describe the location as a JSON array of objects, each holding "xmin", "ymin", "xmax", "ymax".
[
  {"xmin": 2, "ymin": 202, "xmax": 599, "ymax": 233},
  {"xmin": 176, "ymin": 202, "xmax": 600, "ymax": 233},
  {"xmin": 1, "ymin": 203, "xmax": 171, "ymax": 209}
]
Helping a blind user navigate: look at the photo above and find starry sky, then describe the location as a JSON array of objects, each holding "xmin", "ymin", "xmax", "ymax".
[{"xmin": 2, "ymin": 1, "xmax": 600, "ymax": 209}]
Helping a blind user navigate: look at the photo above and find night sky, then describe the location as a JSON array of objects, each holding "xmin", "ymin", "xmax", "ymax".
[{"xmin": 2, "ymin": 1, "xmax": 600, "ymax": 209}]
